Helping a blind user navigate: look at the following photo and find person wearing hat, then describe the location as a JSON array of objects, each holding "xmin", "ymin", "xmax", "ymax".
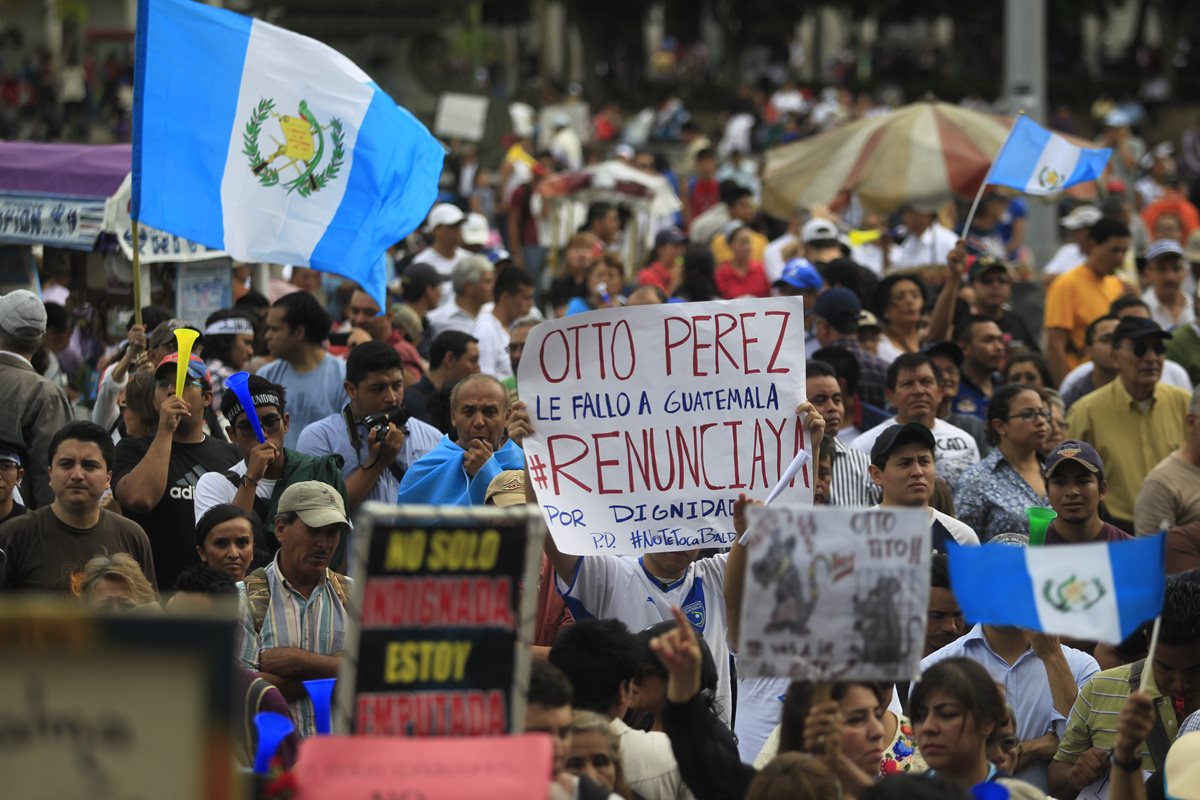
[
  {"xmin": 1142, "ymin": 239, "xmax": 1195, "ymax": 330},
  {"xmin": 637, "ymin": 227, "xmax": 687, "ymax": 295},
  {"xmin": 202, "ymin": 309, "xmax": 257, "ymax": 410},
  {"xmin": 193, "ymin": 374, "xmax": 349, "ymax": 560},
  {"xmin": 932, "ymin": 249, "xmax": 1041, "ymax": 355},
  {"xmin": 1044, "ymin": 218, "xmax": 1132, "ymax": 385},
  {"xmin": 866, "ymin": 421, "xmax": 979, "ymax": 551},
  {"xmin": 412, "ymin": 202, "xmax": 470, "ymax": 289},
  {"xmin": 460, "ymin": 211, "xmax": 492, "ymax": 254},
  {"xmin": 239, "ymin": 479, "xmax": 351, "ymax": 739},
  {"xmin": 474, "ymin": 265, "xmax": 535, "ymax": 380},
  {"xmin": 427, "ymin": 254, "xmax": 495, "ymax": 340},
  {"xmin": 1050, "ymin": 580, "xmax": 1200, "ymax": 798},
  {"xmin": 1097, "ymin": 109, "xmax": 1146, "ymax": 203},
  {"xmin": 1067, "ymin": 316, "xmax": 1191, "ymax": 531},
  {"xmin": 394, "ymin": 262, "xmax": 444, "ymax": 361},
  {"xmin": 1043, "ymin": 205, "xmax": 1103, "ymax": 280},
  {"xmin": 0, "ymin": 289, "xmax": 74, "ymax": 509},
  {"xmin": 772, "ymin": 257, "xmax": 823, "ymax": 353},
  {"xmin": 1038, "ymin": 440, "xmax": 1131, "ymax": 545},
  {"xmin": 0, "ymin": 443, "xmax": 26, "ymax": 525},
  {"xmin": 112, "ymin": 352, "xmax": 240, "ymax": 589},
  {"xmin": 810, "ymin": 287, "xmax": 889, "ymax": 410}
]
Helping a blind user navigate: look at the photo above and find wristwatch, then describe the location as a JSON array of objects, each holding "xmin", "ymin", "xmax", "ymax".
[
  {"xmin": 1112, "ymin": 752, "xmax": 1142, "ymax": 773},
  {"xmin": 241, "ymin": 474, "xmax": 259, "ymax": 489}
]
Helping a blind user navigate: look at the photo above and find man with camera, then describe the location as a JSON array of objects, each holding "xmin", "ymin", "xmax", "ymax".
[
  {"xmin": 297, "ymin": 342, "xmax": 442, "ymax": 511},
  {"xmin": 193, "ymin": 375, "xmax": 349, "ymax": 559}
]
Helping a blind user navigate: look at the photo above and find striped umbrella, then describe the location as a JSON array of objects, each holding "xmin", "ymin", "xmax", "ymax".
[{"xmin": 762, "ymin": 100, "xmax": 1094, "ymax": 218}]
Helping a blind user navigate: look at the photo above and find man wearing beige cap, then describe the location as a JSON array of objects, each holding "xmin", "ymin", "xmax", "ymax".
[
  {"xmin": 0, "ymin": 289, "xmax": 73, "ymax": 508},
  {"xmin": 240, "ymin": 479, "xmax": 351, "ymax": 738}
]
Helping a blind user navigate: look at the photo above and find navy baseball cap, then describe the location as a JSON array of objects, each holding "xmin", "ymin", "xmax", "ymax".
[
  {"xmin": 811, "ymin": 287, "xmax": 862, "ymax": 324},
  {"xmin": 0, "ymin": 443, "xmax": 22, "ymax": 466},
  {"xmin": 774, "ymin": 258, "xmax": 823, "ymax": 291},
  {"xmin": 1112, "ymin": 316, "xmax": 1171, "ymax": 346},
  {"xmin": 870, "ymin": 422, "xmax": 936, "ymax": 468},
  {"xmin": 922, "ymin": 340, "xmax": 964, "ymax": 367},
  {"xmin": 1044, "ymin": 439, "xmax": 1104, "ymax": 479}
]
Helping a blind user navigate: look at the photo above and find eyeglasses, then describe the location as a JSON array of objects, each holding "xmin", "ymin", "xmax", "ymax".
[
  {"xmin": 1005, "ymin": 409, "xmax": 1052, "ymax": 423},
  {"xmin": 235, "ymin": 413, "xmax": 284, "ymax": 436},
  {"xmin": 1131, "ymin": 339, "xmax": 1167, "ymax": 357}
]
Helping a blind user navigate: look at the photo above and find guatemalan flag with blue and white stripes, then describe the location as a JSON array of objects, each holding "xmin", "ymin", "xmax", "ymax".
[
  {"xmin": 988, "ymin": 116, "xmax": 1112, "ymax": 196},
  {"xmin": 132, "ymin": 0, "xmax": 444, "ymax": 308},
  {"xmin": 947, "ymin": 536, "xmax": 1165, "ymax": 644}
]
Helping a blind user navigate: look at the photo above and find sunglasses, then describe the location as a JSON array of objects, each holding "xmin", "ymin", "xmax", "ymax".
[
  {"xmin": 235, "ymin": 413, "xmax": 284, "ymax": 436},
  {"xmin": 155, "ymin": 377, "xmax": 201, "ymax": 392},
  {"xmin": 1131, "ymin": 339, "xmax": 1167, "ymax": 357}
]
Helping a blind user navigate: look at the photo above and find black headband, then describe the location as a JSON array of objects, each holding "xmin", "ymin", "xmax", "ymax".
[{"xmin": 223, "ymin": 391, "xmax": 283, "ymax": 423}]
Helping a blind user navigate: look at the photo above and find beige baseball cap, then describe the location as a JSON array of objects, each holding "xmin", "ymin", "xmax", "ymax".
[
  {"xmin": 485, "ymin": 470, "xmax": 527, "ymax": 507},
  {"xmin": 277, "ymin": 481, "xmax": 349, "ymax": 528}
]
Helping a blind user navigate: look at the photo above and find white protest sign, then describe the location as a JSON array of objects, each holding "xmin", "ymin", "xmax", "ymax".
[
  {"xmin": 518, "ymin": 298, "xmax": 810, "ymax": 557},
  {"xmin": 435, "ymin": 93, "xmax": 490, "ymax": 142},
  {"xmin": 738, "ymin": 506, "xmax": 931, "ymax": 681}
]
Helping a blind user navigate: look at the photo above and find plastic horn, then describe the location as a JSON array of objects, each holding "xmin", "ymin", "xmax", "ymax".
[
  {"xmin": 1026, "ymin": 507, "xmax": 1057, "ymax": 546},
  {"xmin": 252, "ymin": 711, "xmax": 294, "ymax": 775},
  {"xmin": 172, "ymin": 328, "xmax": 200, "ymax": 398},
  {"xmin": 304, "ymin": 677, "xmax": 336, "ymax": 735},
  {"xmin": 225, "ymin": 371, "xmax": 264, "ymax": 443}
]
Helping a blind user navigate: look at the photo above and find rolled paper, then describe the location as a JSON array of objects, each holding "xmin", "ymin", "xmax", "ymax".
[
  {"xmin": 173, "ymin": 328, "xmax": 200, "ymax": 398},
  {"xmin": 304, "ymin": 677, "xmax": 336, "ymax": 735},
  {"xmin": 1025, "ymin": 507, "xmax": 1057, "ymax": 546},
  {"xmin": 225, "ymin": 371, "xmax": 265, "ymax": 443},
  {"xmin": 252, "ymin": 711, "xmax": 294, "ymax": 775}
]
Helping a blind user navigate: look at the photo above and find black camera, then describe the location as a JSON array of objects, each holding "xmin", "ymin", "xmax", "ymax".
[{"xmin": 362, "ymin": 406, "xmax": 411, "ymax": 442}]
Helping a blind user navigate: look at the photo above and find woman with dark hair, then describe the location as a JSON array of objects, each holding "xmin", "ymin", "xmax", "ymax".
[
  {"xmin": 1004, "ymin": 352, "xmax": 1053, "ymax": 391},
  {"xmin": 715, "ymin": 222, "xmax": 770, "ymax": 299},
  {"xmin": 194, "ymin": 503, "xmax": 256, "ymax": 582},
  {"xmin": 909, "ymin": 657, "xmax": 1008, "ymax": 789},
  {"xmin": 626, "ymin": 618, "xmax": 721, "ymax": 732},
  {"xmin": 203, "ymin": 309, "xmax": 257, "ymax": 409},
  {"xmin": 874, "ymin": 275, "xmax": 927, "ymax": 364},
  {"xmin": 674, "ymin": 246, "xmax": 718, "ymax": 303},
  {"xmin": 952, "ymin": 384, "xmax": 1051, "ymax": 539}
]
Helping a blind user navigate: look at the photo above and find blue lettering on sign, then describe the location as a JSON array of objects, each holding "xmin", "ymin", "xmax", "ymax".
[
  {"xmin": 590, "ymin": 533, "xmax": 617, "ymax": 549},
  {"xmin": 571, "ymin": 391, "xmax": 631, "ymax": 420},
  {"xmin": 544, "ymin": 505, "xmax": 586, "ymax": 527},
  {"xmin": 535, "ymin": 395, "xmax": 561, "ymax": 421},
  {"xmin": 628, "ymin": 527, "xmax": 736, "ymax": 549}
]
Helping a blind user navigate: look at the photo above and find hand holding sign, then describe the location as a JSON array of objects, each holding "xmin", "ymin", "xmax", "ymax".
[{"xmin": 507, "ymin": 401, "xmax": 534, "ymax": 448}]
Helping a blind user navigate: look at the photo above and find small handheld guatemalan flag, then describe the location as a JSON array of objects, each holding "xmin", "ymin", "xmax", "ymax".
[
  {"xmin": 988, "ymin": 116, "xmax": 1112, "ymax": 196},
  {"xmin": 946, "ymin": 535, "xmax": 1165, "ymax": 644}
]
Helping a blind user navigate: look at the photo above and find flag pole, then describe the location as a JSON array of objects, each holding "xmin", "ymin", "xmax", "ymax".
[
  {"xmin": 1139, "ymin": 616, "xmax": 1162, "ymax": 692},
  {"xmin": 131, "ymin": 218, "xmax": 143, "ymax": 327},
  {"xmin": 960, "ymin": 110, "xmax": 1026, "ymax": 240}
]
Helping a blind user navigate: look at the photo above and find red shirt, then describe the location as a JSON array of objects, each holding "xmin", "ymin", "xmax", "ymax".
[
  {"xmin": 689, "ymin": 177, "xmax": 720, "ymax": 221},
  {"xmin": 715, "ymin": 260, "xmax": 770, "ymax": 299},
  {"xmin": 636, "ymin": 262, "xmax": 673, "ymax": 293}
]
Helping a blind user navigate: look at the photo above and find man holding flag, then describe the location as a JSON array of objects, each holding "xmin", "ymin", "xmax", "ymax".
[{"xmin": 131, "ymin": 0, "xmax": 443, "ymax": 309}]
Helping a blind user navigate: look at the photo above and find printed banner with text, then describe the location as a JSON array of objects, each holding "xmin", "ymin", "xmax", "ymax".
[
  {"xmin": 518, "ymin": 298, "xmax": 811, "ymax": 556},
  {"xmin": 738, "ymin": 506, "xmax": 931, "ymax": 681},
  {"xmin": 338, "ymin": 505, "xmax": 543, "ymax": 737}
]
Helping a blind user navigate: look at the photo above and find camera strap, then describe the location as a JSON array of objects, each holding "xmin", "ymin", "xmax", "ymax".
[{"xmin": 343, "ymin": 403, "xmax": 407, "ymax": 484}]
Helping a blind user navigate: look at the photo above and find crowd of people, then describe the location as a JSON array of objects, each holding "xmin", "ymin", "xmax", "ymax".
[{"xmin": 3, "ymin": 76, "xmax": 1200, "ymax": 800}]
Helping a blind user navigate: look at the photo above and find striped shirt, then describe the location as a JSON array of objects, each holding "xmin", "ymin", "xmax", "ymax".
[
  {"xmin": 830, "ymin": 438, "xmax": 880, "ymax": 507},
  {"xmin": 239, "ymin": 558, "xmax": 349, "ymax": 738},
  {"xmin": 1054, "ymin": 662, "xmax": 1181, "ymax": 771}
]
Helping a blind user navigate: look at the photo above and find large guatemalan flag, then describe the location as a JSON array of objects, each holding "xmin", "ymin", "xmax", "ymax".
[
  {"xmin": 947, "ymin": 536, "xmax": 1165, "ymax": 644},
  {"xmin": 132, "ymin": 0, "xmax": 444, "ymax": 307},
  {"xmin": 988, "ymin": 116, "xmax": 1112, "ymax": 196}
]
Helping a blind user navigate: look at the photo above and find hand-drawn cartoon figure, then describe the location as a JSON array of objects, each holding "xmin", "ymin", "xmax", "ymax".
[
  {"xmin": 852, "ymin": 575, "xmax": 923, "ymax": 665},
  {"xmin": 751, "ymin": 536, "xmax": 830, "ymax": 634}
]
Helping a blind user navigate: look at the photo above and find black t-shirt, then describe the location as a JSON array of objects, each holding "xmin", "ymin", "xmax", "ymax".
[
  {"xmin": 113, "ymin": 435, "xmax": 240, "ymax": 589},
  {"xmin": 0, "ymin": 506, "xmax": 156, "ymax": 592},
  {"xmin": 1, "ymin": 501, "xmax": 27, "ymax": 526}
]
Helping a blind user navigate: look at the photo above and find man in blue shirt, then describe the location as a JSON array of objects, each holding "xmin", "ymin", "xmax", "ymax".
[
  {"xmin": 297, "ymin": 342, "xmax": 441, "ymax": 511},
  {"xmin": 952, "ymin": 315, "xmax": 1005, "ymax": 421}
]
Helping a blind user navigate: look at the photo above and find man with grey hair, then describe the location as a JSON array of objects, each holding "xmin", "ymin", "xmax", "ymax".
[
  {"xmin": 1135, "ymin": 385, "xmax": 1200, "ymax": 535},
  {"xmin": 0, "ymin": 290, "xmax": 73, "ymax": 508},
  {"xmin": 426, "ymin": 254, "xmax": 495, "ymax": 339},
  {"xmin": 396, "ymin": 374, "xmax": 524, "ymax": 505}
]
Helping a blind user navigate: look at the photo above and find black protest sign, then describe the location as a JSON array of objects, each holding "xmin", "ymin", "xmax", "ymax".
[{"xmin": 339, "ymin": 505, "xmax": 542, "ymax": 736}]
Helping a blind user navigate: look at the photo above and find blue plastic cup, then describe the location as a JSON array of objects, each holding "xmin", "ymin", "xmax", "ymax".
[{"xmin": 253, "ymin": 711, "xmax": 294, "ymax": 775}]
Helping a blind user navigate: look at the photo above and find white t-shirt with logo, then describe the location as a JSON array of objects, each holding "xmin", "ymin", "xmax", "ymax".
[
  {"xmin": 193, "ymin": 460, "xmax": 277, "ymax": 523},
  {"xmin": 558, "ymin": 554, "xmax": 732, "ymax": 724},
  {"xmin": 850, "ymin": 417, "xmax": 981, "ymax": 485}
]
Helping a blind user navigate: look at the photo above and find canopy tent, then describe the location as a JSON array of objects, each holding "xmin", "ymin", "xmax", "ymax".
[{"xmin": 0, "ymin": 141, "xmax": 222, "ymax": 262}]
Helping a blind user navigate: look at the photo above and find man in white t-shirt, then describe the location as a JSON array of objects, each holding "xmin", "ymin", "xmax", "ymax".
[
  {"xmin": 473, "ymin": 266, "xmax": 534, "ymax": 379},
  {"xmin": 1042, "ymin": 205, "xmax": 1102, "ymax": 279},
  {"xmin": 893, "ymin": 204, "xmax": 960, "ymax": 271},
  {"xmin": 427, "ymin": 255, "xmax": 495, "ymax": 339},
  {"xmin": 413, "ymin": 203, "xmax": 471, "ymax": 303},
  {"xmin": 868, "ymin": 421, "xmax": 980, "ymax": 549},
  {"xmin": 852, "ymin": 352, "xmax": 981, "ymax": 484}
]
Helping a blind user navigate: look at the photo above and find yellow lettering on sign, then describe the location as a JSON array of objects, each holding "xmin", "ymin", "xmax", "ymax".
[
  {"xmin": 426, "ymin": 529, "xmax": 501, "ymax": 571},
  {"xmin": 384, "ymin": 641, "xmax": 473, "ymax": 684},
  {"xmin": 384, "ymin": 531, "xmax": 426, "ymax": 572}
]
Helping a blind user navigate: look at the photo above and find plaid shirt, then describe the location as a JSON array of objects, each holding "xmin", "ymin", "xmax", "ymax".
[
  {"xmin": 825, "ymin": 338, "xmax": 889, "ymax": 410},
  {"xmin": 239, "ymin": 557, "xmax": 349, "ymax": 738}
]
